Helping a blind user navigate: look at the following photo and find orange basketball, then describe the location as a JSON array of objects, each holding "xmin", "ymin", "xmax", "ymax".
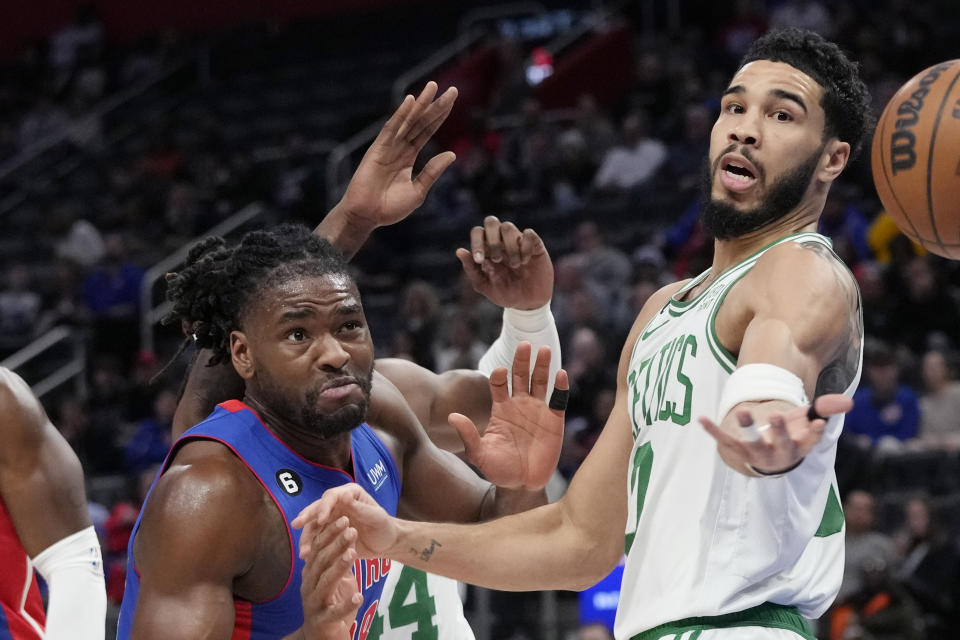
[{"xmin": 871, "ymin": 59, "xmax": 960, "ymax": 259}]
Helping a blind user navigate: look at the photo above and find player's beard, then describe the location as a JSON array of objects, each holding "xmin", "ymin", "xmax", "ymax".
[
  {"xmin": 699, "ymin": 145, "xmax": 822, "ymax": 240},
  {"xmin": 255, "ymin": 365, "xmax": 374, "ymax": 440}
]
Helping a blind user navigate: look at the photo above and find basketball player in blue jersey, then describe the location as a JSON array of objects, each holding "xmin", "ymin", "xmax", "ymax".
[
  {"xmin": 157, "ymin": 81, "xmax": 562, "ymax": 640},
  {"xmin": 0, "ymin": 368, "xmax": 106, "ymax": 640},
  {"xmin": 305, "ymin": 29, "xmax": 877, "ymax": 640}
]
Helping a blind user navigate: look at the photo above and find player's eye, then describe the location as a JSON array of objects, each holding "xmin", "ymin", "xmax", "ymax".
[
  {"xmin": 773, "ymin": 111, "xmax": 792, "ymax": 122},
  {"xmin": 287, "ymin": 328, "xmax": 307, "ymax": 342},
  {"xmin": 726, "ymin": 103, "xmax": 745, "ymax": 114},
  {"xmin": 341, "ymin": 320, "xmax": 363, "ymax": 332}
]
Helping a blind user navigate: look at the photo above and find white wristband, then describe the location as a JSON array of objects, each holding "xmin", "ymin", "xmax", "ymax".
[
  {"xmin": 478, "ymin": 303, "xmax": 561, "ymax": 395},
  {"xmin": 716, "ymin": 363, "xmax": 808, "ymax": 421},
  {"xmin": 31, "ymin": 526, "xmax": 106, "ymax": 640}
]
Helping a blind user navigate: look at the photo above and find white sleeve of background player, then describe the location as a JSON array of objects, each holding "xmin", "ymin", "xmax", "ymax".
[
  {"xmin": 31, "ymin": 526, "xmax": 106, "ymax": 640},
  {"xmin": 478, "ymin": 303, "xmax": 561, "ymax": 396}
]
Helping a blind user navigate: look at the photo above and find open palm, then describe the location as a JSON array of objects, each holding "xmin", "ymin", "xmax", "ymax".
[
  {"xmin": 339, "ymin": 81, "xmax": 458, "ymax": 229},
  {"xmin": 449, "ymin": 343, "xmax": 567, "ymax": 490}
]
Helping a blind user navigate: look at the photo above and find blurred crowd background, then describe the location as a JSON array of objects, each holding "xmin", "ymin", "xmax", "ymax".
[{"xmin": 1, "ymin": 1, "xmax": 959, "ymax": 638}]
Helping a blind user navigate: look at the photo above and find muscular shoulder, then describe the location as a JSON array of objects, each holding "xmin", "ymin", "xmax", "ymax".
[
  {"xmin": 747, "ymin": 241, "xmax": 859, "ymax": 334},
  {"xmin": 136, "ymin": 440, "xmax": 266, "ymax": 574},
  {"xmin": 0, "ymin": 367, "xmax": 50, "ymax": 462},
  {"xmin": 751, "ymin": 240, "xmax": 856, "ymax": 302}
]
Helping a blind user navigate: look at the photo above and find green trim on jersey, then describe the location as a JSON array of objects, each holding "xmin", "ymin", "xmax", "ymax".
[
  {"xmin": 814, "ymin": 485, "xmax": 845, "ymax": 537},
  {"xmin": 628, "ymin": 602, "xmax": 816, "ymax": 640}
]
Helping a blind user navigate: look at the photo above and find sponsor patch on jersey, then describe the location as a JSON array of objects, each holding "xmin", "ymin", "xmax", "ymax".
[{"xmin": 366, "ymin": 459, "xmax": 388, "ymax": 491}]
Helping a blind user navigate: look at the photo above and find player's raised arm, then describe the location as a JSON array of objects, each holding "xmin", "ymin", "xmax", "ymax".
[
  {"xmin": 374, "ymin": 216, "xmax": 560, "ymax": 449},
  {"xmin": 296, "ymin": 283, "xmax": 685, "ymax": 591},
  {"xmin": 172, "ymin": 82, "xmax": 458, "ymax": 438},
  {"xmin": 0, "ymin": 368, "xmax": 105, "ymax": 640},
  {"xmin": 316, "ymin": 81, "xmax": 458, "ymax": 259},
  {"xmin": 698, "ymin": 240, "xmax": 860, "ymax": 477}
]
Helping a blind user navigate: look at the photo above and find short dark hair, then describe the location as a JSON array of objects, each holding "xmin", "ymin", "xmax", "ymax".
[
  {"xmin": 163, "ymin": 223, "xmax": 352, "ymax": 365},
  {"xmin": 740, "ymin": 28, "xmax": 872, "ymax": 160}
]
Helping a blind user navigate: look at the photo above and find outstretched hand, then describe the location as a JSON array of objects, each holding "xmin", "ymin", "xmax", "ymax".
[
  {"xmin": 448, "ymin": 342, "xmax": 568, "ymax": 490},
  {"xmin": 337, "ymin": 81, "xmax": 458, "ymax": 230},
  {"xmin": 455, "ymin": 216, "xmax": 554, "ymax": 310},
  {"xmin": 699, "ymin": 394, "xmax": 853, "ymax": 476}
]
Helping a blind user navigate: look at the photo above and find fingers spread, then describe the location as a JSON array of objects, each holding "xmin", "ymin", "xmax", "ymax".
[
  {"xmin": 396, "ymin": 81, "xmax": 438, "ymax": 139},
  {"xmin": 488, "ymin": 366, "xmax": 510, "ymax": 403},
  {"xmin": 413, "ymin": 151, "xmax": 456, "ymax": 198},
  {"xmin": 529, "ymin": 346, "xmax": 552, "ymax": 400},
  {"xmin": 511, "ymin": 341, "xmax": 533, "ymax": 395},
  {"xmin": 448, "ymin": 412, "xmax": 482, "ymax": 465}
]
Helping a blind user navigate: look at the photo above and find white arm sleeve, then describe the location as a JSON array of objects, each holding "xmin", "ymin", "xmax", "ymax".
[
  {"xmin": 477, "ymin": 303, "xmax": 561, "ymax": 396},
  {"xmin": 31, "ymin": 525, "xmax": 106, "ymax": 640}
]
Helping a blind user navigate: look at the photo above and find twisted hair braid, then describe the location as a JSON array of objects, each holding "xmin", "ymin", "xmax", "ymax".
[{"xmin": 162, "ymin": 223, "xmax": 351, "ymax": 365}]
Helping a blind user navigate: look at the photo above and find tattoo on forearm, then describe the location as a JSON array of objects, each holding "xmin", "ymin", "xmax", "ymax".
[
  {"xmin": 799, "ymin": 241, "xmax": 863, "ymax": 395},
  {"xmin": 411, "ymin": 539, "xmax": 442, "ymax": 562}
]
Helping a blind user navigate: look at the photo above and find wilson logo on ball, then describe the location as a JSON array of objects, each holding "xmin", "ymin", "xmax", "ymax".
[{"xmin": 889, "ymin": 63, "xmax": 952, "ymax": 174}]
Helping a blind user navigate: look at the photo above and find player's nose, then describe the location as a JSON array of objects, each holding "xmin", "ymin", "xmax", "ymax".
[{"xmin": 311, "ymin": 333, "xmax": 350, "ymax": 370}]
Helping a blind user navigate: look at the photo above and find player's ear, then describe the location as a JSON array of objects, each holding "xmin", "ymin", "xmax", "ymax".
[
  {"xmin": 231, "ymin": 331, "xmax": 255, "ymax": 380},
  {"xmin": 818, "ymin": 139, "xmax": 850, "ymax": 183}
]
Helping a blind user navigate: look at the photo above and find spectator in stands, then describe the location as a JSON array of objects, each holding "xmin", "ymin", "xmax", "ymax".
[
  {"xmin": 560, "ymin": 387, "xmax": 615, "ymax": 480},
  {"xmin": 854, "ymin": 261, "xmax": 896, "ymax": 345},
  {"xmin": 565, "ymin": 327, "xmax": 616, "ymax": 421},
  {"xmin": 398, "ymin": 280, "xmax": 441, "ymax": 370},
  {"xmin": 889, "ymin": 256, "xmax": 960, "ymax": 353},
  {"xmin": 827, "ymin": 554, "xmax": 921, "ymax": 640},
  {"xmin": 716, "ymin": 0, "xmax": 768, "ymax": 61},
  {"xmin": 845, "ymin": 340, "xmax": 920, "ymax": 448},
  {"xmin": 573, "ymin": 94, "xmax": 616, "ymax": 164},
  {"xmin": 665, "ymin": 103, "xmax": 712, "ymax": 196},
  {"xmin": 123, "ymin": 387, "xmax": 177, "ymax": 473},
  {"xmin": 0, "ymin": 264, "xmax": 42, "ymax": 354},
  {"xmin": 82, "ymin": 231, "xmax": 145, "ymax": 359},
  {"xmin": 572, "ymin": 221, "xmax": 632, "ymax": 308},
  {"xmin": 593, "ymin": 109, "xmax": 667, "ymax": 194},
  {"xmin": 837, "ymin": 490, "xmax": 900, "ymax": 604},
  {"xmin": 918, "ymin": 348, "xmax": 960, "ymax": 450},
  {"xmin": 548, "ymin": 129, "xmax": 595, "ymax": 211},
  {"xmin": 894, "ymin": 495, "xmax": 960, "ymax": 638},
  {"xmin": 551, "ymin": 254, "xmax": 608, "ymax": 347},
  {"xmin": 770, "ymin": 0, "xmax": 834, "ymax": 38},
  {"xmin": 435, "ymin": 314, "xmax": 488, "ymax": 372}
]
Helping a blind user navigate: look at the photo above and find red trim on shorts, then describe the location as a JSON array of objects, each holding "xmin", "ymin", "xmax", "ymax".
[
  {"xmin": 231, "ymin": 600, "xmax": 252, "ymax": 640},
  {"xmin": 216, "ymin": 401, "xmax": 356, "ymax": 480}
]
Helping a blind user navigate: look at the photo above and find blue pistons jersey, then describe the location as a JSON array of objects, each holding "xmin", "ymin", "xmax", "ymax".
[{"xmin": 117, "ymin": 400, "xmax": 401, "ymax": 640}]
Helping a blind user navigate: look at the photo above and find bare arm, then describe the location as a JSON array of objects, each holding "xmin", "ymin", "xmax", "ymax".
[
  {"xmin": 315, "ymin": 81, "xmax": 457, "ymax": 260},
  {"xmin": 297, "ymin": 284, "xmax": 685, "ymax": 591},
  {"xmin": 700, "ymin": 241, "xmax": 861, "ymax": 475},
  {"xmin": 0, "ymin": 368, "xmax": 91, "ymax": 554},
  {"xmin": 130, "ymin": 444, "xmax": 266, "ymax": 638},
  {"xmin": 131, "ymin": 442, "xmax": 359, "ymax": 639}
]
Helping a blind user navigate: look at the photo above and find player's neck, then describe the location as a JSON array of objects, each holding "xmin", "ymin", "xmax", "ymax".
[
  {"xmin": 710, "ymin": 212, "xmax": 820, "ymax": 275},
  {"xmin": 243, "ymin": 394, "xmax": 353, "ymax": 471}
]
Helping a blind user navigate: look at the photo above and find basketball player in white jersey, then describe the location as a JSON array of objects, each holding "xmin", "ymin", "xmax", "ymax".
[
  {"xmin": 299, "ymin": 28, "xmax": 873, "ymax": 639},
  {"xmin": 171, "ymin": 82, "xmax": 561, "ymax": 639}
]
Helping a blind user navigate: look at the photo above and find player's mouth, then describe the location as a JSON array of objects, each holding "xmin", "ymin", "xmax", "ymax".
[
  {"xmin": 719, "ymin": 154, "xmax": 759, "ymax": 193},
  {"xmin": 318, "ymin": 377, "xmax": 362, "ymax": 400}
]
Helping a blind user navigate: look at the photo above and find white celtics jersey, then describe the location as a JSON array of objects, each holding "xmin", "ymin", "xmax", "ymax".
[
  {"xmin": 371, "ymin": 563, "xmax": 474, "ymax": 640},
  {"xmin": 616, "ymin": 233, "xmax": 861, "ymax": 639}
]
